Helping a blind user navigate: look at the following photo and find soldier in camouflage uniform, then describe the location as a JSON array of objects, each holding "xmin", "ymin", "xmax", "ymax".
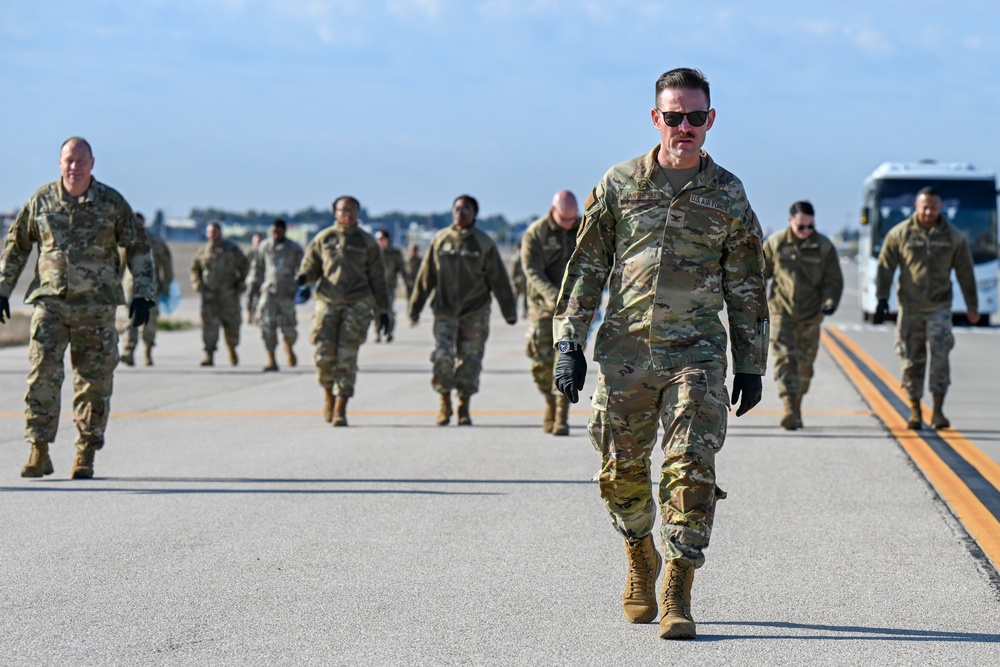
[
  {"xmin": 296, "ymin": 196, "xmax": 391, "ymax": 426},
  {"xmin": 520, "ymin": 190, "xmax": 580, "ymax": 435},
  {"xmin": 0, "ymin": 137, "xmax": 154, "ymax": 479},
  {"xmin": 408, "ymin": 194, "xmax": 518, "ymax": 426},
  {"xmin": 121, "ymin": 212, "xmax": 174, "ymax": 367},
  {"xmin": 553, "ymin": 69, "xmax": 767, "ymax": 640},
  {"xmin": 374, "ymin": 228, "xmax": 407, "ymax": 343},
  {"xmin": 404, "ymin": 242, "xmax": 422, "ymax": 298},
  {"xmin": 246, "ymin": 233, "xmax": 263, "ymax": 324},
  {"xmin": 763, "ymin": 201, "xmax": 843, "ymax": 430},
  {"xmin": 247, "ymin": 219, "xmax": 303, "ymax": 372},
  {"xmin": 876, "ymin": 186, "xmax": 978, "ymax": 430},
  {"xmin": 510, "ymin": 243, "xmax": 528, "ymax": 318},
  {"xmin": 190, "ymin": 221, "xmax": 249, "ymax": 367}
]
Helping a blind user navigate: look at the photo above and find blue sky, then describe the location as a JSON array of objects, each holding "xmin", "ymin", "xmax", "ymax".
[{"xmin": 1, "ymin": 1, "xmax": 998, "ymax": 234}]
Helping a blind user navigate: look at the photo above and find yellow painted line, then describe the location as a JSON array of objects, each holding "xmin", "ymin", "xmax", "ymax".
[{"xmin": 822, "ymin": 327, "xmax": 1000, "ymax": 565}]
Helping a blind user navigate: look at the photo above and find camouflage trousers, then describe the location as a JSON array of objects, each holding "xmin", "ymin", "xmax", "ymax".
[
  {"xmin": 311, "ymin": 299, "xmax": 373, "ymax": 396},
  {"xmin": 589, "ymin": 360, "xmax": 729, "ymax": 568},
  {"xmin": 200, "ymin": 289, "xmax": 241, "ymax": 352},
  {"xmin": 895, "ymin": 305, "xmax": 954, "ymax": 399},
  {"xmin": 431, "ymin": 308, "xmax": 490, "ymax": 396},
  {"xmin": 524, "ymin": 315, "xmax": 556, "ymax": 395},
  {"xmin": 24, "ymin": 298, "xmax": 119, "ymax": 448},
  {"xmin": 769, "ymin": 313, "xmax": 822, "ymax": 397},
  {"xmin": 256, "ymin": 292, "xmax": 297, "ymax": 352},
  {"xmin": 123, "ymin": 305, "xmax": 160, "ymax": 352}
]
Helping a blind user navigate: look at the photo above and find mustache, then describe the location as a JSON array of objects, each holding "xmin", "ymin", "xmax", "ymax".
[{"xmin": 673, "ymin": 132, "xmax": 696, "ymax": 140}]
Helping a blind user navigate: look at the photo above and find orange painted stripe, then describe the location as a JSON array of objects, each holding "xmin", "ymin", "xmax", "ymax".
[{"xmin": 822, "ymin": 327, "xmax": 1000, "ymax": 566}]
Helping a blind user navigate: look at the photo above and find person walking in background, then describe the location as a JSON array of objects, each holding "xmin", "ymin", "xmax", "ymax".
[
  {"xmin": 875, "ymin": 186, "xmax": 978, "ymax": 430},
  {"xmin": 374, "ymin": 228, "xmax": 407, "ymax": 343},
  {"xmin": 0, "ymin": 136, "xmax": 155, "ymax": 479},
  {"xmin": 404, "ymin": 242, "xmax": 422, "ymax": 299},
  {"xmin": 408, "ymin": 194, "xmax": 518, "ymax": 426},
  {"xmin": 553, "ymin": 68, "xmax": 768, "ymax": 640},
  {"xmin": 246, "ymin": 232, "xmax": 263, "ymax": 324},
  {"xmin": 247, "ymin": 218, "xmax": 303, "ymax": 372},
  {"xmin": 190, "ymin": 221, "xmax": 249, "ymax": 367},
  {"xmin": 520, "ymin": 189, "xmax": 580, "ymax": 435},
  {"xmin": 121, "ymin": 211, "xmax": 174, "ymax": 367},
  {"xmin": 763, "ymin": 200, "xmax": 843, "ymax": 430},
  {"xmin": 510, "ymin": 242, "xmax": 528, "ymax": 318},
  {"xmin": 296, "ymin": 196, "xmax": 390, "ymax": 427}
]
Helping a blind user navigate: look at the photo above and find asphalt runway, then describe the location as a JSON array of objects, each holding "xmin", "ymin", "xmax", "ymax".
[{"xmin": 1, "ymin": 277, "xmax": 999, "ymax": 665}]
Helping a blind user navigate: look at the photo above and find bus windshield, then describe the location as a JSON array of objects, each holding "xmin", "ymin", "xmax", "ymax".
[{"xmin": 871, "ymin": 178, "xmax": 998, "ymax": 263}]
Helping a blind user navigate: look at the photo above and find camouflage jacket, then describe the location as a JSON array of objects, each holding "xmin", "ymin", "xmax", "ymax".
[
  {"xmin": 554, "ymin": 146, "xmax": 768, "ymax": 374},
  {"xmin": 405, "ymin": 253, "xmax": 421, "ymax": 295},
  {"xmin": 510, "ymin": 255, "xmax": 527, "ymax": 295},
  {"xmin": 408, "ymin": 225, "xmax": 518, "ymax": 322},
  {"xmin": 876, "ymin": 213, "xmax": 977, "ymax": 310},
  {"xmin": 190, "ymin": 239, "xmax": 249, "ymax": 297},
  {"xmin": 0, "ymin": 179, "xmax": 154, "ymax": 306},
  {"xmin": 763, "ymin": 228, "xmax": 843, "ymax": 320},
  {"xmin": 248, "ymin": 238, "xmax": 304, "ymax": 300},
  {"xmin": 521, "ymin": 211, "xmax": 581, "ymax": 318},
  {"xmin": 299, "ymin": 224, "xmax": 390, "ymax": 313},
  {"xmin": 380, "ymin": 245, "xmax": 408, "ymax": 297}
]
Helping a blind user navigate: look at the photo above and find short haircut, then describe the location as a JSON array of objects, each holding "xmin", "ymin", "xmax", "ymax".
[
  {"xmin": 453, "ymin": 194, "xmax": 479, "ymax": 216},
  {"xmin": 655, "ymin": 68, "xmax": 711, "ymax": 108},
  {"xmin": 333, "ymin": 195, "xmax": 360, "ymax": 211},
  {"xmin": 916, "ymin": 186, "xmax": 940, "ymax": 199},
  {"xmin": 272, "ymin": 218, "xmax": 287, "ymax": 230},
  {"xmin": 376, "ymin": 228, "xmax": 391, "ymax": 241},
  {"xmin": 61, "ymin": 136, "xmax": 93, "ymax": 157},
  {"xmin": 208, "ymin": 221, "xmax": 222, "ymax": 232},
  {"xmin": 135, "ymin": 212, "xmax": 146, "ymax": 222},
  {"xmin": 789, "ymin": 200, "xmax": 815, "ymax": 217}
]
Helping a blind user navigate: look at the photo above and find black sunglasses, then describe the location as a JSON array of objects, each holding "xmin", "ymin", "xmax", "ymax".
[
  {"xmin": 660, "ymin": 109, "xmax": 710, "ymax": 127},
  {"xmin": 796, "ymin": 224, "xmax": 815, "ymax": 231}
]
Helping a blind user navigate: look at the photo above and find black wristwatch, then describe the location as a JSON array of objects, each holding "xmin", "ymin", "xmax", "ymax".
[{"xmin": 557, "ymin": 341, "xmax": 581, "ymax": 353}]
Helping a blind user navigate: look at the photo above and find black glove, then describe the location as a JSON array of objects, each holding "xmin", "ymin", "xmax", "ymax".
[
  {"xmin": 0, "ymin": 295, "xmax": 9, "ymax": 324},
  {"xmin": 379, "ymin": 313, "xmax": 391, "ymax": 335},
  {"xmin": 504, "ymin": 313, "xmax": 517, "ymax": 325},
  {"xmin": 873, "ymin": 298, "xmax": 889, "ymax": 325},
  {"xmin": 731, "ymin": 373, "xmax": 762, "ymax": 417},
  {"xmin": 295, "ymin": 274, "xmax": 308, "ymax": 287},
  {"xmin": 294, "ymin": 285, "xmax": 311, "ymax": 304},
  {"xmin": 555, "ymin": 349, "xmax": 587, "ymax": 404},
  {"xmin": 821, "ymin": 303, "xmax": 836, "ymax": 316},
  {"xmin": 129, "ymin": 298, "xmax": 151, "ymax": 328}
]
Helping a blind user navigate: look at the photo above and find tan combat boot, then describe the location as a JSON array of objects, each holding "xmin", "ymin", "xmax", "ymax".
[
  {"xmin": 333, "ymin": 397, "xmax": 349, "ymax": 427},
  {"xmin": 792, "ymin": 394, "xmax": 804, "ymax": 429},
  {"xmin": 659, "ymin": 559, "xmax": 696, "ymax": 640},
  {"xmin": 931, "ymin": 392, "xmax": 950, "ymax": 430},
  {"xmin": 227, "ymin": 345, "xmax": 239, "ymax": 366},
  {"xmin": 780, "ymin": 394, "xmax": 798, "ymax": 430},
  {"xmin": 622, "ymin": 535, "xmax": 662, "ymax": 624},
  {"xmin": 437, "ymin": 393, "xmax": 453, "ymax": 426},
  {"xmin": 323, "ymin": 387, "xmax": 335, "ymax": 422},
  {"xmin": 285, "ymin": 341, "xmax": 297, "ymax": 367},
  {"xmin": 457, "ymin": 394, "xmax": 472, "ymax": 426},
  {"xmin": 907, "ymin": 398, "xmax": 923, "ymax": 430},
  {"xmin": 144, "ymin": 345, "xmax": 154, "ymax": 366},
  {"xmin": 200, "ymin": 350, "xmax": 214, "ymax": 367},
  {"xmin": 121, "ymin": 349, "xmax": 135, "ymax": 367},
  {"xmin": 263, "ymin": 349, "xmax": 279, "ymax": 372},
  {"xmin": 542, "ymin": 394, "xmax": 556, "ymax": 433},
  {"xmin": 71, "ymin": 445, "xmax": 96, "ymax": 480},
  {"xmin": 553, "ymin": 396, "xmax": 570, "ymax": 436},
  {"xmin": 21, "ymin": 442, "xmax": 54, "ymax": 478}
]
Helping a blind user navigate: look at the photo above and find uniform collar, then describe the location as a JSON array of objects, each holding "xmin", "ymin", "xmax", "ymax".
[
  {"xmin": 637, "ymin": 145, "xmax": 717, "ymax": 191},
  {"xmin": 58, "ymin": 178, "xmax": 96, "ymax": 205}
]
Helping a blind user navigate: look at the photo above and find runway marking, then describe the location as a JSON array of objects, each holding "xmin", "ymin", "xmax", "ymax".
[{"xmin": 822, "ymin": 326, "xmax": 1000, "ymax": 569}]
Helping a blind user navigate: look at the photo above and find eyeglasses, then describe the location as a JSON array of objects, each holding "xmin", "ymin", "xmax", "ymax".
[{"xmin": 659, "ymin": 109, "xmax": 710, "ymax": 127}]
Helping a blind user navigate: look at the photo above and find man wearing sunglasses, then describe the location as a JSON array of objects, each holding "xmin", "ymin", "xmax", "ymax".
[
  {"xmin": 553, "ymin": 68, "xmax": 768, "ymax": 640},
  {"xmin": 763, "ymin": 201, "xmax": 844, "ymax": 430}
]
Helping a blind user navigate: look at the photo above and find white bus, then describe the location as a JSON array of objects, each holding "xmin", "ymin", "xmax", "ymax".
[{"xmin": 858, "ymin": 161, "xmax": 998, "ymax": 326}]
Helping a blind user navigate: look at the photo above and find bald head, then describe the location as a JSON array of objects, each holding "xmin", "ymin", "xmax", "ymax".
[{"xmin": 551, "ymin": 190, "xmax": 578, "ymax": 230}]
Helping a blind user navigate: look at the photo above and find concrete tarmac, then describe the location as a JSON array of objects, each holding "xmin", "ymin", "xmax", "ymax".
[{"xmin": 1, "ymin": 295, "xmax": 999, "ymax": 665}]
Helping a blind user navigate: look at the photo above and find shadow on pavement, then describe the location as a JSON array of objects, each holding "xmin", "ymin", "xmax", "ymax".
[{"xmin": 699, "ymin": 620, "xmax": 1000, "ymax": 642}]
